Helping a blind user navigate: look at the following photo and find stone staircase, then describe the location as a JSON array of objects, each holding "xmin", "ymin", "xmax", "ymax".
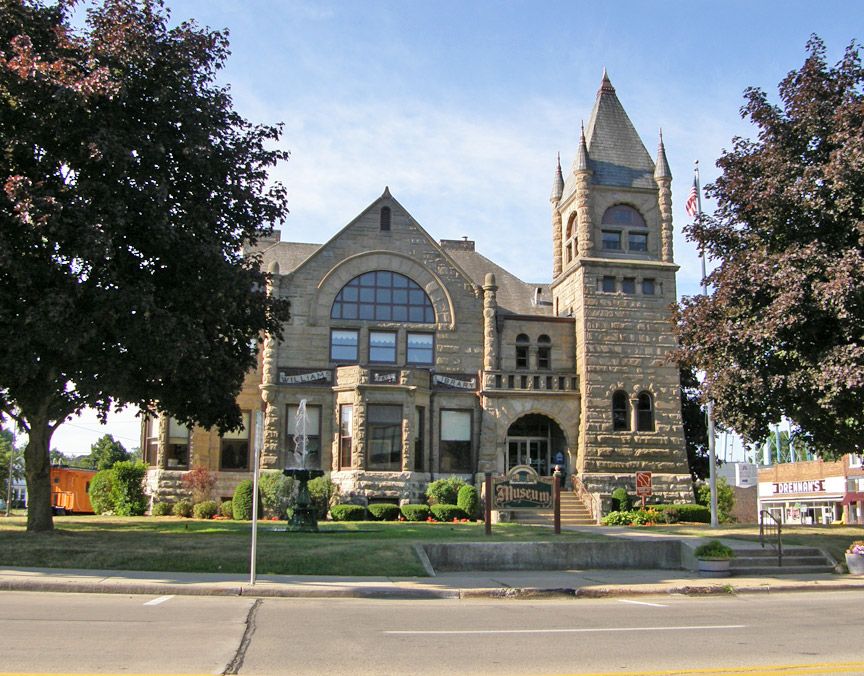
[
  {"xmin": 511, "ymin": 489, "xmax": 596, "ymax": 527},
  {"xmin": 728, "ymin": 545, "xmax": 837, "ymax": 576}
]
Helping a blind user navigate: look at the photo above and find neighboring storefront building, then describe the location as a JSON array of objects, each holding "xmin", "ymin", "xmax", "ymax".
[
  {"xmin": 758, "ymin": 455, "xmax": 864, "ymax": 525},
  {"xmin": 141, "ymin": 73, "xmax": 694, "ymax": 512}
]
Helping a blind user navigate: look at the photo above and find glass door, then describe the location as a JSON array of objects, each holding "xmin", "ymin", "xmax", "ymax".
[{"xmin": 507, "ymin": 438, "xmax": 551, "ymax": 475}]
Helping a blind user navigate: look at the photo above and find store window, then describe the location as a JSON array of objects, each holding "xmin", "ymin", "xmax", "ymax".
[
  {"xmin": 637, "ymin": 392, "xmax": 654, "ymax": 432},
  {"xmin": 612, "ymin": 391, "xmax": 630, "ymax": 431},
  {"xmin": 286, "ymin": 404, "xmax": 321, "ymax": 469},
  {"xmin": 369, "ymin": 331, "xmax": 397, "ymax": 363},
  {"xmin": 330, "ymin": 271, "xmax": 434, "ymax": 323},
  {"xmin": 166, "ymin": 419, "xmax": 189, "ymax": 469},
  {"xmin": 339, "ymin": 405, "xmax": 353, "ymax": 469},
  {"xmin": 220, "ymin": 411, "xmax": 250, "ymax": 470},
  {"xmin": 367, "ymin": 405, "xmax": 402, "ymax": 471},
  {"xmin": 407, "ymin": 332, "xmax": 434, "ymax": 365},
  {"xmin": 439, "ymin": 410, "xmax": 472, "ymax": 472},
  {"xmin": 537, "ymin": 335, "xmax": 551, "ymax": 369},
  {"xmin": 515, "ymin": 334, "xmax": 529, "ymax": 369},
  {"xmin": 330, "ymin": 329, "xmax": 359, "ymax": 362}
]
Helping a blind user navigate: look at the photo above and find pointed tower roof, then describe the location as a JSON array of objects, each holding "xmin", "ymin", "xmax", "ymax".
[
  {"xmin": 654, "ymin": 130, "xmax": 672, "ymax": 180},
  {"xmin": 572, "ymin": 122, "xmax": 590, "ymax": 172},
  {"xmin": 550, "ymin": 152, "xmax": 564, "ymax": 202},
  {"xmin": 582, "ymin": 70, "xmax": 656, "ymax": 189}
]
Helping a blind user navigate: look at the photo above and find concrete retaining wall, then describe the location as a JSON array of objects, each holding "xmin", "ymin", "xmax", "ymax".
[{"xmin": 422, "ymin": 540, "xmax": 684, "ymax": 572}]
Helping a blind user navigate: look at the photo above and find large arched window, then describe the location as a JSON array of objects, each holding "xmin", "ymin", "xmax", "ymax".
[
  {"xmin": 637, "ymin": 392, "xmax": 654, "ymax": 432},
  {"xmin": 564, "ymin": 212, "xmax": 577, "ymax": 263},
  {"xmin": 601, "ymin": 205, "xmax": 648, "ymax": 253},
  {"xmin": 612, "ymin": 390, "xmax": 630, "ymax": 431},
  {"xmin": 331, "ymin": 271, "xmax": 434, "ymax": 323}
]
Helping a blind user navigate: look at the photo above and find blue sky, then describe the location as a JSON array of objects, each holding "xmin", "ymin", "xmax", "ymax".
[{"xmin": 46, "ymin": 0, "xmax": 861, "ymax": 457}]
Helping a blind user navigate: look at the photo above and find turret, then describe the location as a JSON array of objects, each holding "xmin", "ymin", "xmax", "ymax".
[
  {"xmin": 573, "ymin": 124, "xmax": 593, "ymax": 257},
  {"xmin": 654, "ymin": 131, "xmax": 674, "ymax": 262},
  {"xmin": 551, "ymin": 154, "xmax": 564, "ymax": 278}
]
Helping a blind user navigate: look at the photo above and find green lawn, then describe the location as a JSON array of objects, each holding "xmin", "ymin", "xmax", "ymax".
[
  {"xmin": 647, "ymin": 523, "xmax": 864, "ymax": 566},
  {"xmin": 0, "ymin": 515, "xmax": 609, "ymax": 577}
]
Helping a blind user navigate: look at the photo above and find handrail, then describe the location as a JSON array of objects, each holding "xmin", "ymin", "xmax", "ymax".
[
  {"xmin": 571, "ymin": 473, "xmax": 602, "ymax": 525},
  {"xmin": 759, "ymin": 509, "xmax": 783, "ymax": 567}
]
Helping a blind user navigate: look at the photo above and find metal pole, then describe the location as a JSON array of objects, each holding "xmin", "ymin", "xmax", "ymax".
[
  {"xmin": 695, "ymin": 161, "xmax": 719, "ymax": 529},
  {"xmin": 5, "ymin": 447, "xmax": 14, "ymax": 517},
  {"xmin": 250, "ymin": 409, "xmax": 264, "ymax": 586}
]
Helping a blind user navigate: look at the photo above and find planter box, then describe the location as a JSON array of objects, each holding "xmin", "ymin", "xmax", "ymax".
[
  {"xmin": 846, "ymin": 553, "xmax": 864, "ymax": 576},
  {"xmin": 698, "ymin": 558, "xmax": 731, "ymax": 578}
]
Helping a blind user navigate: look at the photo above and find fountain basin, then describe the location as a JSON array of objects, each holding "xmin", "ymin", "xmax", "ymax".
[{"xmin": 283, "ymin": 468, "xmax": 325, "ymax": 532}]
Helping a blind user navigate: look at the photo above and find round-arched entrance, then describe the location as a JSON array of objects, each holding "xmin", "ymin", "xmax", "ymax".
[{"xmin": 506, "ymin": 414, "xmax": 568, "ymax": 476}]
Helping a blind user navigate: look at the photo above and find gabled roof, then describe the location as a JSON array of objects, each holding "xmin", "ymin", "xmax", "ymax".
[{"xmin": 562, "ymin": 71, "xmax": 657, "ymax": 202}]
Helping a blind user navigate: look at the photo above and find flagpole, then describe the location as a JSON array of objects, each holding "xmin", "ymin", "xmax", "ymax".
[{"xmin": 694, "ymin": 161, "xmax": 719, "ymax": 529}]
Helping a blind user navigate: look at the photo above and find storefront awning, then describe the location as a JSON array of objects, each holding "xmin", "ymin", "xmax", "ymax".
[{"xmin": 841, "ymin": 492, "xmax": 864, "ymax": 505}]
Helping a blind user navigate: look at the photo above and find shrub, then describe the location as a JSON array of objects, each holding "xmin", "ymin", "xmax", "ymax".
[
  {"xmin": 400, "ymin": 504, "xmax": 431, "ymax": 521},
  {"xmin": 330, "ymin": 504, "xmax": 366, "ymax": 521},
  {"xmin": 173, "ymin": 500, "xmax": 194, "ymax": 518},
  {"xmin": 367, "ymin": 503, "xmax": 401, "ymax": 521},
  {"xmin": 259, "ymin": 472, "xmax": 293, "ymax": 519},
  {"xmin": 111, "ymin": 461, "xmax": 148, "ymax": 516},
  {"xmin": 601, "ymin": 510, "xmax": 636, "ymax": 526},
  {"xmin": 88, "ymin": 469, "xmax": 115, "ymax": 515},
  {"xmin": 151, "ymin": 501, "xmax": 173, "ymax": 516},
  {"xmin": 193, "ymin": 500, "xmax": 219, "ymax": 520},
  {"xmin": 630, "ymin": 509, "xmax": 659, "ymax": 525},
  {"xmin": 426, "ymin": 477, "xmax": 466, "ymax": 505},
  {"xmin": 430, "ymin": 504, "xmax": 466, "ymax": 521},
  {"xmin": 308, "ymin": 474, "xmax": 338, "ymax": 519},
  {"xmin": 220, "ymin": 499, "xmax": 234, "ymax": 518},
  {"xmin": 693, "ymin": 540, "xmax": 735, "ymax": 559},
  {"xmin": 181, "ymin": 465, "xmax": 217, "ymax": 503},
  {"xmin": 696, "ymin": 477, "xmax": 736, "ymax": 522},
  {"xmin": 232, "ymin": 480, "xmax": 255, "ymax": 520},
  {"xmin": 670, "ymin": 504, "xmax": 711, "ymax": 523},
  {"xmin": 611, "ymin": 487, "xmax": 631, "ymax": 512},
  {"xmin": 456, "ymin": 485, "xmax": 480, "ymax": 519}
]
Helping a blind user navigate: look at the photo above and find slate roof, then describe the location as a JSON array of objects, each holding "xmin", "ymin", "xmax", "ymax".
[
  {"xmin": 257, "ymin": 241, "xmax": 322, "ymax": 274},
  {"xmin": 562, "ymin": 71, "xmax": 657, "ymax": 203}
]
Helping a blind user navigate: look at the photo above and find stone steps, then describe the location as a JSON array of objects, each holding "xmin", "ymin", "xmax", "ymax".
[
  {"xmin": 511, "ymin": 491, "xmax": 596, "ymax": 526},
  {"xmin": 728, "ymin": 546, "xmax": 837, "ymax": 576}
]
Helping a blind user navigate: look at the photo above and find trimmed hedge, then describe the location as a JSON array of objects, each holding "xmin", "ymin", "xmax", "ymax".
[
  {"xmin": 220, "ymin": 499, "xmax": 234, "ymax": 518},
  {"xmin": 173, "ymin": 500, "xmax": 193, "ymax": 518},
  {"xmin": 652, "ymin": 504, "xmax": 711, "ymax": 523},
  {"xmin": 232, "ymin": 480, "xmax": 255, "ymax": 520},
  {"xmin": 367, "ymin": 503, "xmax": 401, "ymax": 521},
  {"xmin": 400, "ymin": 504, "xmax": 431, "ymax": 521},
  {"xmin": 426, "ymin": 478, "xmax": 466, "ymax": 506},
  {"xmin": 430, "ymin": 504, "xmax": 467, "ymax": 521},
  {"xmin": 456, "ymin": 485, "xmax": 479, "ymax": 520},
  {"xmin": 330, "ymin": 504, "xmax": 366, "ymax": 521},
  {"xmin": 111, "ymin": 461, "xmax": 149, "ymax": 516},
  {"xmin": 151, "ymin": 501, "xmax": 173, "ymax": 516},
  {"xmin": 611, "ymin": 487, "xmax": 632, "ymax": 512},
  {"xmin": 193, "ymin": 500, "xmax": 219, "ymax": 520}
]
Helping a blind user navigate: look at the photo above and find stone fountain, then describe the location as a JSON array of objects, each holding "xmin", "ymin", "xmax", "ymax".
[{"xmin": 283, "ymin": 399, "xmax": 324, "ymax": 532}]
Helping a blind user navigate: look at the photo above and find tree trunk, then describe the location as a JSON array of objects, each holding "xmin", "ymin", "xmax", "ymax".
[{"xmin": 24, "ymin": 417, "xmax": 54, "ymax": 532}]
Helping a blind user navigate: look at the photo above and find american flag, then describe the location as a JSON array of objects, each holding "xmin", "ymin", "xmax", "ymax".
[{"xmin": 685, "ymin": 175, "xmax": 699, "ymax": 218}]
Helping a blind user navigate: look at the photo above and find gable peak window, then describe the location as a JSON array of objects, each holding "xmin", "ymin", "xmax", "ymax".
[{"xmin": 379, "ymin": 206, "xmax": 391, "ymax": 231}]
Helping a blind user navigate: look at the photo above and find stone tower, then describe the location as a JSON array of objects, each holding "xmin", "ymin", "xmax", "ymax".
[{"xmin": 549, "ymin": 71, "xmax": 693, "ymax": 507}]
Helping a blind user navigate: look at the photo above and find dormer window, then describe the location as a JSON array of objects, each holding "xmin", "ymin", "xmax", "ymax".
[{"xmin": 380, "ymin": 206, "xmax": 391, "ymax": 232}]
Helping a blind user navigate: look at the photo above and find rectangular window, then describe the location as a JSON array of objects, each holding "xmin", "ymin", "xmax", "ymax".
[
  {"xmin": 516, "ymin": 345, "xmax": 528, "ymax": 368},
  {"xmin": 622, "ymin": 277, "xmax": 636, "ymax": 294},
  {"xmin": 537, "ymin": 347, "xmax": 550, "ymax": 369},
  {"xmin": 286, "ymin": 404, "xmax": 321, "ymax": 469},
  {"xmin": 849, "ymin": 455, "xmax": 862, "ymax": 469},
  {"xmin": 367, "ymin": 404, "xmax": 403, "ymax": 471},
  {"xmin": 602, "ymin": 231, "xmax": 622, "ymax": 250},
  {"xmin": 642, "ymin": 278, "xmax": 656, "ymax": 295},
  {"xmin": 339, "ymin": 405, "xmax": 353, "ymax": 469},
  {"xmin": 602, "ymin": 276, "xmax": 616, "ymax": 293},
  {"xmin": 414, "ymin": 406, "xmax": 425, "ymax": 472},
  {"xmin": 407, "ymin": 332, "xmax": 434, "ymax": 365},
  {"xmin": 558, "ymin": 376, "xmax": 565, "ymax": 390},
  {"xmin": 331, "ymin": 329, "xmax": 359, "ymax": 362},
  {"xmin": 628, "ymin": 232, "xmax": 648, "ymax": 252},
  {"xmin": 369, "ymin": 331, "xmax": 397, "ymax": 363},
  {"xmin": 220, "ymin": 411, "xmax": 250, "ymax": 470},
  {"xmin": 439, "ymin": 410, "xmax": 473, "ymax": 473},
  {"xmin": 145, "ymin": 416, "xmax": 160, "ymax": 466},
  {"xmin": 167, "ymin": 418, "xmax": 189, "ymax": 469}
]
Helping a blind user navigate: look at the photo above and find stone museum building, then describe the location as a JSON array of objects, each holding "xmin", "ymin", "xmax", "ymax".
[{"xmin": 142, "ymin": 73, "xmax": 694, "ymax": 515}]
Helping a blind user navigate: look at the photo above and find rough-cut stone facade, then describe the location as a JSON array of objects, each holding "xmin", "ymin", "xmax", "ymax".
[{"xmin": 142, "ymin": 73, "xmax": 694, "ymax": 512}]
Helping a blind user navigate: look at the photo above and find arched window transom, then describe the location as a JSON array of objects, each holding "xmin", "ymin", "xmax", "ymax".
[{"xmin": 331, "ymin": 271, "xmax": 434, "ymax": 323}]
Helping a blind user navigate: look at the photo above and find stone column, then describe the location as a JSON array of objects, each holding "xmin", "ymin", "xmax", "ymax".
[
  {"xmin": 353, "ymin": 401, "xmax": 366, "ymax": 470},
  {"xmin": 657, "ymin": 176, "xmax": 674, "ymax": 262},
  {"xmin": 552, "ymin": 209, "xmax": 563, "ymax": 278},
  {"xmin": 482, "ymin": 274, "xmax": 499, "ymax": 371},
  {"xmin": 156, "ymin": 415, "xmax": 169, "ymax": 470},
  {"xmin": 575, "ymin": 172, "xmax": 594, "ymax": 256}
]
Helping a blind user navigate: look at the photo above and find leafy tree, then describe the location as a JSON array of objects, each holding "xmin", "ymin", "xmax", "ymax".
[
  {"xmin": 110, "ymin": 461, "xmax": 148, "ymax": 516},
  {"xmin": 674, "ymin": 37, "xmax": 864, "ymax": 459},
  {"xmin": 696, "ymin": 477, "xmax": 736, "ymax": 523},
  {"xmin": 0, "ymin": 0, "xmax": 290, "ymax": 531},
  {"xmin": 88, "ymin": 469, "xmax": 115, "ymax": 514},
  {"xmin": 89, "ymin": 434, "xmax": 131, "ymax": 471},
  {"xmin": 680, "ymin": 365, "xmax": 712, "ymax": 481}
]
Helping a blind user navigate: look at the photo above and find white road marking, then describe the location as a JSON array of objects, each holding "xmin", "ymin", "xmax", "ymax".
[
  {"xmin": 143, "ymin": 595, "xmax": 175, "ymax": 606},
  {"xmin": 618, "ymin": 599, "xmax": 667, "ymax": 607},
  {"xmin": 385, "ymin": 624, "xmax": 746, "ymax": 635}
]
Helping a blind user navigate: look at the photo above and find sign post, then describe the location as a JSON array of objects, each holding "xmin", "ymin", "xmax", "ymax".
[
  {"xmin": 484, "ymin": 472, "xmax": 492, "ymax": 536},
  {"xmin": 250, "ymin": 409, "xmax": 264, "ymax": 586},
  {"xmin": 636, "ymin": 471, "xmax": 652, "ymax": 510},
  {"xmin": 553, "ymin": 466, "xmax": 562, "ymax": 535},
  {"xmin": 488, "ymin": 466, "xmax": 560, "ymax": 535}
]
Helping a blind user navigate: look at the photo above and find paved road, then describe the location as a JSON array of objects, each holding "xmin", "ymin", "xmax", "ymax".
[{"xmin": 2, "ymin": 590, "xmax": 864, "ymax": 675}]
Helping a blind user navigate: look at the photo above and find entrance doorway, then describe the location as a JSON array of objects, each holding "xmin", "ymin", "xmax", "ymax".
[{"xmin": 506, "ymin": 414, "xmax": 567, "ymax": 477}]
